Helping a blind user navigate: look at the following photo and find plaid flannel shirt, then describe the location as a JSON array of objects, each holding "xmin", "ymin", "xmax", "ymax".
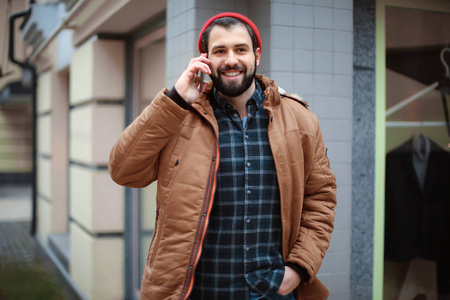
[{"xmin": 190, "ymin": 82, "xmax": 285, "ymax": 300}]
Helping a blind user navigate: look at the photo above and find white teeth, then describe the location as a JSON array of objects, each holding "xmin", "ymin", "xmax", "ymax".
[{"xmin": 224, "ymin": 71, "xmax": 240, "ymax": 76}]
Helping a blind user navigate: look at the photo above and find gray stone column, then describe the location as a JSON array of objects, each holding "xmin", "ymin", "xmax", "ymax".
[{"xmin": 352, "ymin": 0, "xmax": 376, "ymax": 299}]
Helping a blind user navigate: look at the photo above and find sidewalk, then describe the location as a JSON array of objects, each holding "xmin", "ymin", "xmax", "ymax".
[
  {"xmin": 0, "ymin": 185, "xmax": 69, "ymax": 299},
  {"xmin": 0, "ymin": 185, "xmax": 82, "ymax": 300},
  {"xmin": 0, "ymin": 185, "xmax": 35, "ymax": 269}
]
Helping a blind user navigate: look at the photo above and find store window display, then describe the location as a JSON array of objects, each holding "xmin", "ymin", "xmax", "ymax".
[{"xmin": 384, "ymin": 7, "xmax": 450, "ymax": 300}]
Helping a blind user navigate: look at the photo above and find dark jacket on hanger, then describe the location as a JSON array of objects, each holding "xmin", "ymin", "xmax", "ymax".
[{"xmin": 384, "ymin": 137, "xmax": 450, "ymax": 262}]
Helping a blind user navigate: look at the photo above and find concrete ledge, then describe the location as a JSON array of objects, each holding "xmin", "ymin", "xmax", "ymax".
[{"xmin": 48, "ymin": 233, "xmax": 70, "ymax": 271}]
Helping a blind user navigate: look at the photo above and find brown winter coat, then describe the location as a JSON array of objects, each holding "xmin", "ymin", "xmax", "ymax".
[{"xmin": 109, "ymin": 75, "xmax": 337, "ymax": 300}]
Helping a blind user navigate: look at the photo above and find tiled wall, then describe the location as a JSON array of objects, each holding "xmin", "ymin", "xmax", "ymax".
[
  {"xmin": 267, "ymin": 2, "xmax": 353, "ymax": 299},
  {"xmin": 166, "ymin": 0, "xmax": 353, "ymax": 298}
]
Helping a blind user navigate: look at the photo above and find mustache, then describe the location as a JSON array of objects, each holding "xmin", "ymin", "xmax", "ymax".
[{"xmin": 217, "ymin": 64, "xmax": 247, "ymax": 73}]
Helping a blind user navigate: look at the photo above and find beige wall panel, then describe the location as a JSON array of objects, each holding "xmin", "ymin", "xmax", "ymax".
[
  {"xmin": 70, "ymin": 39, "xmax": 124, "ymax": 105},
  {"xmin": 70, "ymin": 41, "xmax": 94, "ymax": 105},
  {"xmin": 0, "ymin": 144, "xmax": 30, "ymax": 153},
  {"xmin": 0, "ymin": 103, "xmax": 32, "ymax": 171},
  {"xmin": 70, "ymin": 222, "xmax": 94, "ymax": 298},
  {"xmin": 70, "ymin": 104, "xmax": 124, "ymax": 165},
  {"xmin": 0, "ymin": 105, "xmax": 32, "ymax": 171},
  {"xmin": 70, "ymin": 164, "xmax": 93, "ymax": 230},
  {"xmin": 140, "ymin": 235, "xmax": 152, "ymax": 275},
  {"xmin": 70, "ymin": 164, "xmax": 124, "ymax": 233},
  {"xmin": 0, "ymin": 114, "xmax": 30, "ymax": 124},
  {"xmin": 50, "ymin": 71, "xmax": 69, "ymax": 233},
  {"xmin": 92, "ymin": 40, "xmax": 125, "ymax": 101},
  {"xmin": 91, "ymin": 104, "xmax": 124, "ymax": 165},
  {"xmin": 0, "ymin": 128, "xmax": 32, "ymax": 139},
  {"xmin": 0, "ymin": 159, "xmax": 32, "ymax": 172},
  {"xmin": 69, "ymin": 104, "xmax": 92, "ymax": 163},
  {"xmin": 37, "ymin": 71, "xmax": 52, "ymax": 113},
  {"xmin": 37, "ymin": 114, "xmax": 51, "ymax": 155},
  {"xmin": 37, "ymin": 156, "xmax": 51, "ymax": 200},
  {"xmin": 37, "ymin": 197, "xmax": 52, "ymax": 243},
  {"xmin": 0, "ymin": 104, "xmax": 32, "ymax": 173},
  {"xmin": 92, "ymin": 233, "xmax": 124, "ymax": 299},
  {"xmin": 92, "ymin": 170, "xmax": 124, "ymax": 232},
  {"xmin": 70, "ymin": 222, "xmax": 124, "ymax": 300},
  {"xmin": 141, "ymin": 181, "xmax": 157, "ymax": 231},
  {"xmin": 51, "ymin": 154, "xmax": 68, "ymax": 232}
]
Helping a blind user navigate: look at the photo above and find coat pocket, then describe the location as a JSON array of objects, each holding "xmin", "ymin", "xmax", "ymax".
[
  {"xmin": 297, "ymin": 278, "xmax": 329, "ymax": 300},
  {"xmin": 147, "ymin": 207, "xmax": 160, "ymax": 268},
  {"xmin": 160, "ymin": 136, "xmax": 189, "ymax": 187}
]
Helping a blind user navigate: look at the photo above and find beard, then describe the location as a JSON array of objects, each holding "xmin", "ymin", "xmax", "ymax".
[{"xmin": 210, "ymin": 62, "xmax": 257, "ymax": 97}]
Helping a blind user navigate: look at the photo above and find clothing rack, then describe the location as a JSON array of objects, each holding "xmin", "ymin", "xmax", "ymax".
[
  {"xmin": 386, "ymin": 47, "xmax": 450, "ymax": 137},
  {"xmin": 385, "ymin": 82, "xmax": 439, "ymax": 117},
  {"xmin": 386, "ymin": 121, "xmax": 447, "ymax": 128}
]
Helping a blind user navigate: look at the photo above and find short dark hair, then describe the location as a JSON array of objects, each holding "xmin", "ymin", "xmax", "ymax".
[{"xmin": 200, "ymin": 17, "xmax": 258, "ymax": 54}]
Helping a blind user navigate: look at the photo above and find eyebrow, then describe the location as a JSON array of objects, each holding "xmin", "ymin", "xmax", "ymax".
[
  {"xmin": 210, "ymin": 43, "xmax": 251, "ymax": 52},
  {"xmin": 235, "ymin": 43, "xmax": 250, "ymax": 48}
]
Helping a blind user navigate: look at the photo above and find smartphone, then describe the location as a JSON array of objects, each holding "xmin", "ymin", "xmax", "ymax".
[{"xmin": 198, "ymin": 71, "xmax": 207, "ymax": 93}]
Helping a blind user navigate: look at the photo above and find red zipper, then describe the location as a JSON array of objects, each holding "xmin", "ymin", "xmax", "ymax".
[{"xmin": 179, "ymin": 107, "xmax": 220, "ymax": 300}]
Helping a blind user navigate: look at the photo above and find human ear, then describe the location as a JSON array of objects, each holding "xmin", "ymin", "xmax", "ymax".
[{"xmin": 255, "ymin": 47, "xmax": 261, "ymax": 66}]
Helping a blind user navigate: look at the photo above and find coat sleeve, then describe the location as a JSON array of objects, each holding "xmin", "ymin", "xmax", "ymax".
[
  {"xmin": 286, "ymin": 116, "xmax": 337, "ymax": 284},
  {"xmin": 108, "ymin": 89, "xmax": 189, "ymax": 188}
]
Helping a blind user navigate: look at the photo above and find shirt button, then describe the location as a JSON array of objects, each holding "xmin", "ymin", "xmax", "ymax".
[
  {"xmin": 233, "ymin": 113, "xmax": 238, "ymax": 118},
  {"xmin": 245, "ymin": 135, "xmax": 249, "ymax": 139},
  {"xmin": 246, "ymin": 162, "xmax": 251, "ymax": 167},
  {"xmin": 247, "ymin": 190, "xmax": 251, "ymax": 195},
  {"xmin": 189, "ymin": 265, "xmax": 193, "ymax": 270},
  {"xmin": 202, "ymin": 213, "xmax": 206, "ymax": 217},
  {"xmin": 246, "ymin": 218, "xmax": 251, "ymax": 224},
  {"xmin": 245, "ymin": 246, "xmax": 250, "ymax": 251}
]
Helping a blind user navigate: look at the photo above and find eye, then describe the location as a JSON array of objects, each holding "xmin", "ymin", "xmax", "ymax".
[
  {"xmin": 213, "ymin": 49, "xmax": 225, "ymax": 54},
  {"xmin": 237, "ymin": 48, "xmax": 247, "ymax": 53}
]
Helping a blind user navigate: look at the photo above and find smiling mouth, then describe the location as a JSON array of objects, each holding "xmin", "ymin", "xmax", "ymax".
[{"xmin": 223, "ymin": 71, "xmax": 242, "ymax": 77}]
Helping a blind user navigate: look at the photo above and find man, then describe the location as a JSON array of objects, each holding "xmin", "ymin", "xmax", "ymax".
[{"xmin": 109, "ymin": 12, "xmax": 336, "ymax": 300}]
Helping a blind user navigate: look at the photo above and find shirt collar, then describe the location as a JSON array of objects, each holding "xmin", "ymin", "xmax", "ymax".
[{"xmin": 212, "ymin": 81, "xmax": 265, "ymax": 112}]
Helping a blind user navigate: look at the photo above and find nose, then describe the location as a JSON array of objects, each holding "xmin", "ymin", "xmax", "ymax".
[{"xmin": 224, "ymin": 50, "xmax": 238, "ymax": 66}]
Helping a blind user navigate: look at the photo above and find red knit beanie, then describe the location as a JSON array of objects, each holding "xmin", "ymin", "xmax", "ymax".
[{"xmin": 198, "ymin": 12, "xmax": 262, "ymax": 54}]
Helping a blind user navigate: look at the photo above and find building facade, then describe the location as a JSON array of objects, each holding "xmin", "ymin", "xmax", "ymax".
[
  {"xmin": 3, "ymin": 0, "xmax": 450, "ymax": 299},
  {"xmin": 0, "ymin": 0, "xmax": 33, "ymax": 184}
]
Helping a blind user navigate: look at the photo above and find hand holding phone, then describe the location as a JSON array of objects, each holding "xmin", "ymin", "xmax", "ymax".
[{"xmin": 174, "ymin": 53, "xmax": 211, "ymax": 103}]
